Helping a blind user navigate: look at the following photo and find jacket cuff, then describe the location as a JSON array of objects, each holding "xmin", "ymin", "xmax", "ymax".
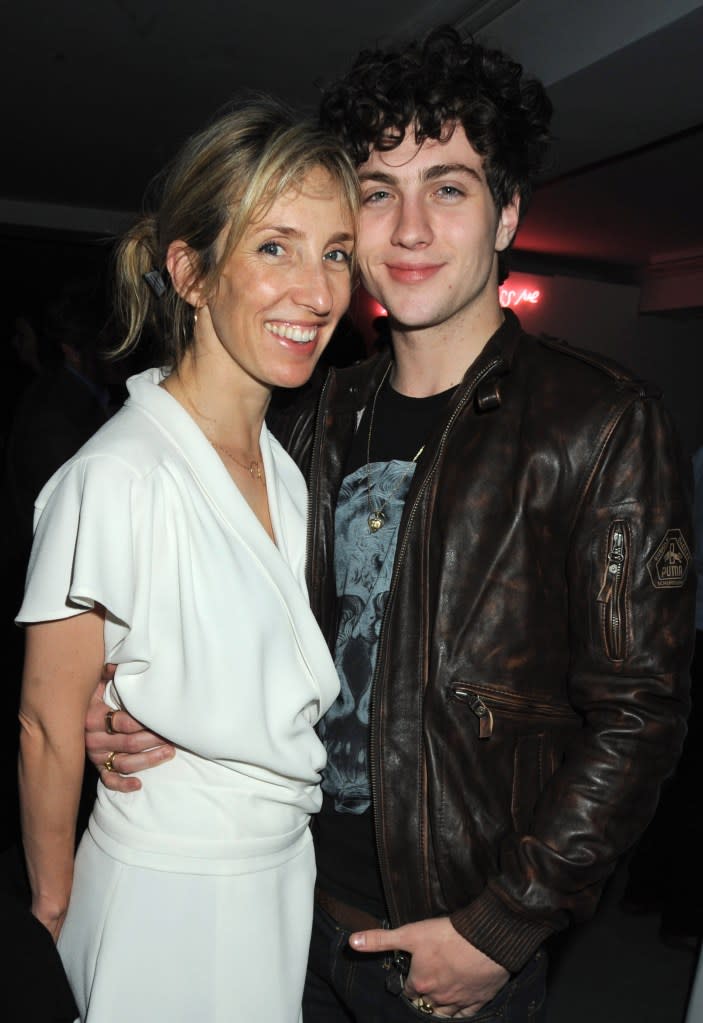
[{"xmin": 449, "ymin": 889, "xmax": 556, "ymax": 974}]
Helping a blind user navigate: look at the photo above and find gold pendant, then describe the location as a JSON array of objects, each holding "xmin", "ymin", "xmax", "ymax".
[{"xmin": 368, "ymin": 511, "xmax": 385, "ymax": 532}]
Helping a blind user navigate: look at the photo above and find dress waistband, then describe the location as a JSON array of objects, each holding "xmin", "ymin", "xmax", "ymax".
[{"xmin": 89, "ymin": 807, "xmax": 311, "ymax": 875}]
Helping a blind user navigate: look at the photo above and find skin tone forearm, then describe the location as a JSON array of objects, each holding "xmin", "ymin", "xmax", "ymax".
[{"xmin": 19, "ymin": 611, "xmax": 105, "ymax": 941}]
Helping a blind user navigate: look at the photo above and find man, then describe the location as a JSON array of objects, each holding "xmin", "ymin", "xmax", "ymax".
[{"xmin": 85, "ymin": 27, "xmax": 694, "ymax": 1020}]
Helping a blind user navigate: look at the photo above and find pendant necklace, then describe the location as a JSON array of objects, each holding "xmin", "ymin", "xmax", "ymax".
[
  {"xmin": 177, "ymin": 386, "xmax": 265, "ymax": 483},
  {"xmin": 210, "ymin": 440, "xmax": 264, "ymax": 481},
  {"xmin": 365, "ymin": 363, "xmax": 424, "ymax": 533}
]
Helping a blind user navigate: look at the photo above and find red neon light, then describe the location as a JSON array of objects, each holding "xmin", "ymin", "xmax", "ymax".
[
  {"xmin": 499, "ymin": 286, "xmax": 541, "ymax": 308},
  {"xmin": 369, "ymin": 290, "xmax": 542, "ymax": 313}
]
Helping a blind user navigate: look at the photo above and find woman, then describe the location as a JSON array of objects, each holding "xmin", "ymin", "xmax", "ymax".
[{"xmin": 17, "ymin": 97, "xmax": 358, "ymax": 1021}]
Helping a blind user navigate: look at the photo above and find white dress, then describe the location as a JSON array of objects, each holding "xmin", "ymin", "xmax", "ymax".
[{"xmin": 17, "ymin": 368, "xmax": 340, "ymax": 1022}]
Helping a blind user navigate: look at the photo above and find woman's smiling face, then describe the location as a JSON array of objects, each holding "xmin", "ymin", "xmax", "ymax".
[{"xmin": 196, "ymin": 166, "xmax": 355, "ymax": 392}]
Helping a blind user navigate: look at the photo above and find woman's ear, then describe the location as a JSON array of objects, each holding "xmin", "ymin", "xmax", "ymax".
[{"xmin": 166, "ymin": 241, "xmax": 203, "ymax": 307}]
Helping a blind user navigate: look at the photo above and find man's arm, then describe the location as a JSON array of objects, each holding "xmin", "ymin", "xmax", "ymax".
[
  {"xmin": 452, "ymin": 394, "xmax": 695, "ymax": 971},
  {"xmin": 84, "ymin": 674, "xmax": 175, "ymax": 792}
]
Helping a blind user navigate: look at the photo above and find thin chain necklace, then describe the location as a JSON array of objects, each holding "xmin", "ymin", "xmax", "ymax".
[
  {"xmin": 176, "ymin": 385, "xmax": 265, "ymax": 484},
  {"xmin": 210, "ymin": 440, "xmax": 264, "ymax": 481},
  {"xmin": 365, "ymin": 363, "xmax": 424, "ymax": 533}
]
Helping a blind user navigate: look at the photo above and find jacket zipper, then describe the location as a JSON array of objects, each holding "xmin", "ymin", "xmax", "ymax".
[
  {"xmin": 305, "ymin": 369, "xmax": 334, "ymax": 627},
  {"xmin": 596, "ymin": 520, "xmax": 628, "ymax": 660},
  {"xmin": 368, "ymin": 356, "xmax": 504, "ymax": 925},
  {"xmin": 450, "ymin": 688, "xmax": 495, "ymax": 738},
  {"xmin": 450, "ymin": 684, "xmax": 576, "ymax": 738}
]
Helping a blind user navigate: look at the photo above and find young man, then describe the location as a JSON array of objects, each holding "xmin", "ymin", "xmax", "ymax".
[{"xmin": 85, "ymin": 28, "xmax": 694, "ymax": 1020}]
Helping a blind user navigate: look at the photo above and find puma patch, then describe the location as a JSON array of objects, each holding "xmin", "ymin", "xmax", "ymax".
[{"xmin": 647, "ymin": 529, "xmax": 691, "ymax": 589}]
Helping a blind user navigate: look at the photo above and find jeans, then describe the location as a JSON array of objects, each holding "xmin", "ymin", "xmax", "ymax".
[{"xmin": 303, "ymin": 904, "xmax": 547, "ymax": 1021}]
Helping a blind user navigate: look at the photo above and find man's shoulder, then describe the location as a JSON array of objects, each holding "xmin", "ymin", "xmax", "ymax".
[{"xmin": 516, "ymin": 330, "xmax": 661, "ymax": 401}]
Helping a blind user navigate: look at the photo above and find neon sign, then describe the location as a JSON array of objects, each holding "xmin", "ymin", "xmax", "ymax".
[{"xmin": 499, "ymin": 286, "xmax": 541, "ymax": 308}]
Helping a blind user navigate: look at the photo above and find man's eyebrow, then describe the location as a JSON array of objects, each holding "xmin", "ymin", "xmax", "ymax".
[
  {"xmin": 357, "ymin": 171, "xmax": 397, "ymax": 186},
  {"xmin": 423, "ymin": 163, "xmax": 483, "ymax": 184},
  {"xmin": 358, "ymin": 164, "xmax": 484, "ymax": 186}
]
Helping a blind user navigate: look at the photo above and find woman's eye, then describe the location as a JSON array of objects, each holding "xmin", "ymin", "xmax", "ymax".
[
  {"xmin": 324, "ymin": 249, "xmax": 351, "ymax": 264},
  {"xmin": 258, "ymin": 241, "xmax": 284, "ymax": 256}
]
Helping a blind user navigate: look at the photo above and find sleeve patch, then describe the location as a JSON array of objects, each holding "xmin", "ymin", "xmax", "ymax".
[{"xmin": 646, "ymin": 529, "xmax": 691, "ymax": 589}]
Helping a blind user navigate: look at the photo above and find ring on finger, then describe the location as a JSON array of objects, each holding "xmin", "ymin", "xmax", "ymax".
[
  {"xmin": 415, "ymin": 997, "xmax": 435, "ymax": 1014},
  {"xmin": 104, "ymin": 751, "xmax": 118, "ymax": 773},
  {"xmin": 105, "ymin": 709, "xmax": 117, "ymax": 735}
]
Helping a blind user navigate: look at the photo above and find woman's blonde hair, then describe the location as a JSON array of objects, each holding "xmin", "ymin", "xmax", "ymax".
[{"xmin": 113, "ymin": 94, "xmax": 359, "ymax": 364}]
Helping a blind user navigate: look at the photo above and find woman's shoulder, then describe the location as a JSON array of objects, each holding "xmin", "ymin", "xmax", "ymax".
[
  {"xmin": 69, "ymin": 402, "xmax": 167, "ymax": 473},
  {"xmin": 34, "ymin": 402, "xmax": 174, "ymax": 514}
]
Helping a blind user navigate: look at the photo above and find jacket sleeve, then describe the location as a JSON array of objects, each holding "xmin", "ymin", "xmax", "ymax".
[{"xmin": 451, "ymin": 391, "xmax": 695, "ymax": 971}]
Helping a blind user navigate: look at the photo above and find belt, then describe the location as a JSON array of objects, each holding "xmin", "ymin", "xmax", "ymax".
[{"xmin": 314, "ymin": 885, "xmax": 384, "ymax": 932}]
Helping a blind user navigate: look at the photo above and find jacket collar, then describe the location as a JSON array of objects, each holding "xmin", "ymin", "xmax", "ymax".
[{"xmin": 331, "ymin": 309, "xmax": 523, "ymax": 411}]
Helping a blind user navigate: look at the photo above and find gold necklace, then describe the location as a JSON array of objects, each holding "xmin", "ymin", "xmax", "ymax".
[
  {"xmin": 365, "ymin": 363, "xmax": 424, "ymax": 533},
  {"xmin": 176, "ymin": 385, "xmax": 265, "ymax": 484},
  {"xmin": 210, "ymin": 440, "xmax": 264, "ymax": 481}
]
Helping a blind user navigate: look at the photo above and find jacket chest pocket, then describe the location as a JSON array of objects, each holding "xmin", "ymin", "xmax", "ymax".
[
  {"xmin": 449, "ymin": 684, "xmax": 576, "ymax": 739},
  {"xmin": 596, "ymin": 519, "xmax": 630, "ymax": 661}
]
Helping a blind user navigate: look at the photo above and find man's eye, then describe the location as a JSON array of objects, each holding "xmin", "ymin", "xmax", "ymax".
[
  {"xmin": 258, "ymin": 241, "xmax": 284, "ymax": 256},
  {"xmin": 324, "ymin": 249, "xmax": 351, "ymax": 264},
  {"xmin": 363, "ymin": 190, "xmax": 391, "ymax": 204},
  {"xmin": 436, "ymin": 186, "xmax": 463, "ymax": 198}
]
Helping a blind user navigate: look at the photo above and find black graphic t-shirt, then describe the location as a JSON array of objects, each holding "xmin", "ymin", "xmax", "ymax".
[{"xmin": 315, "ymin": 375, "xmax": 453, "ymax": 917}]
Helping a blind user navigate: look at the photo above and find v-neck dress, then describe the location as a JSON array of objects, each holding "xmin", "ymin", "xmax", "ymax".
[{"xmin": 17, "ymin": 367, "xmax": 340, "ymax": 1022}]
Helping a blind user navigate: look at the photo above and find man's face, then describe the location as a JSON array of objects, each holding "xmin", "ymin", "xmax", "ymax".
[{"xmin": 356, "ymin": 125, "xmax": 519, "ymax": 336}]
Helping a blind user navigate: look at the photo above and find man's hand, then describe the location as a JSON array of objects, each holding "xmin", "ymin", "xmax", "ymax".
[
  {"xmin": 349, "ymin": 916, "xmax": 509, "ymax": 1018},
  {"xmin": 85, "ymin": 671, "xmax": 175, "ymax": 792}
]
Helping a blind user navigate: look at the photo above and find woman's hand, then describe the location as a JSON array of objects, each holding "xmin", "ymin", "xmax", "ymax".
[{"xmin": 32, "ymin": 896, "xmax": 68, "ymax": 944}]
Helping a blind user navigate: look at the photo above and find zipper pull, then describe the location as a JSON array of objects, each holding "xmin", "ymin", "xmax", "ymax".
[
  {"xmin": 597, "ymin": 527, "xmax": 625, "ymax": 603},
  {"xmin": 452, "ymin": 686, "xmax": 494, "ymax": 738}
]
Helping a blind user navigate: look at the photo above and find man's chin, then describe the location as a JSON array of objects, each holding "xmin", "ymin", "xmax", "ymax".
[{"xmin": 385, "ymin": 310, "xmax": 445, "ymax": 333}]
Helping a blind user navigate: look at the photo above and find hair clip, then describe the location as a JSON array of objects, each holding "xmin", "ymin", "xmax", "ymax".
[{"xmin": 143, "ymin": 269, "xmax": 167, "ymax": 298}]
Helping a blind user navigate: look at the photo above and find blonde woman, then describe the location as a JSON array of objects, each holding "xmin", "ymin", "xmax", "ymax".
[{"xmin": 17, "ymin": 97, "xmax": 357, "ymax": 1021}]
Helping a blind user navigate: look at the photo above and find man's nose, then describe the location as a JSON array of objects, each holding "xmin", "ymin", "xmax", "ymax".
[{"xmin": 390, "ymin": 196, "xmax": 432, "ymax": 248}]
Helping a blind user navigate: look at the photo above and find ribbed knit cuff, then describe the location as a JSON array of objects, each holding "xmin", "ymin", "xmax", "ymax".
[{"xmin": 450, "ymin": 889, "xmax": 555, "ymax": 974}]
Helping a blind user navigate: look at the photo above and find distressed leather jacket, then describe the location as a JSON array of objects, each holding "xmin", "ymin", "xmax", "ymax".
[{"xmin": 271, "ymin": 310, "xmax": 694, "ymax": 972}]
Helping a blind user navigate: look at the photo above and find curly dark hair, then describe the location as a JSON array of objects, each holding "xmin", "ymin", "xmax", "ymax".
[{"xmin": 319, "ymin": 26, "xmax": 552, "ymax": 216}]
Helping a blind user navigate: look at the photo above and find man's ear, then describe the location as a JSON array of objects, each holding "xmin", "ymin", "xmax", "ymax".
[
  {"xmin": 495, "ymin": 193, "xmax": 521, "ymax": 253},
  {"xmin": 166, "ymin": 240, "xmax": 204, "ymax": 307}
]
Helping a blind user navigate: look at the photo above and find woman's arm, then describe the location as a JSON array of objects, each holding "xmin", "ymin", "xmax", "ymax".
[{"xmin": 18, "ymin": 610, "xmax": 105, "ymax": 942}]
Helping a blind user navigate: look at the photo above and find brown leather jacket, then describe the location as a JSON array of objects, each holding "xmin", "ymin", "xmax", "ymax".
[{"xmin": 271, "ymin": 310, "xmax": 694, "ymax": 972}]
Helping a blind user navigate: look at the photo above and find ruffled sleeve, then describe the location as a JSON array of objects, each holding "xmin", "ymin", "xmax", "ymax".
[{"xmin": 16, "ymin": 453, "xmax": 141, "ymax": 634}]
